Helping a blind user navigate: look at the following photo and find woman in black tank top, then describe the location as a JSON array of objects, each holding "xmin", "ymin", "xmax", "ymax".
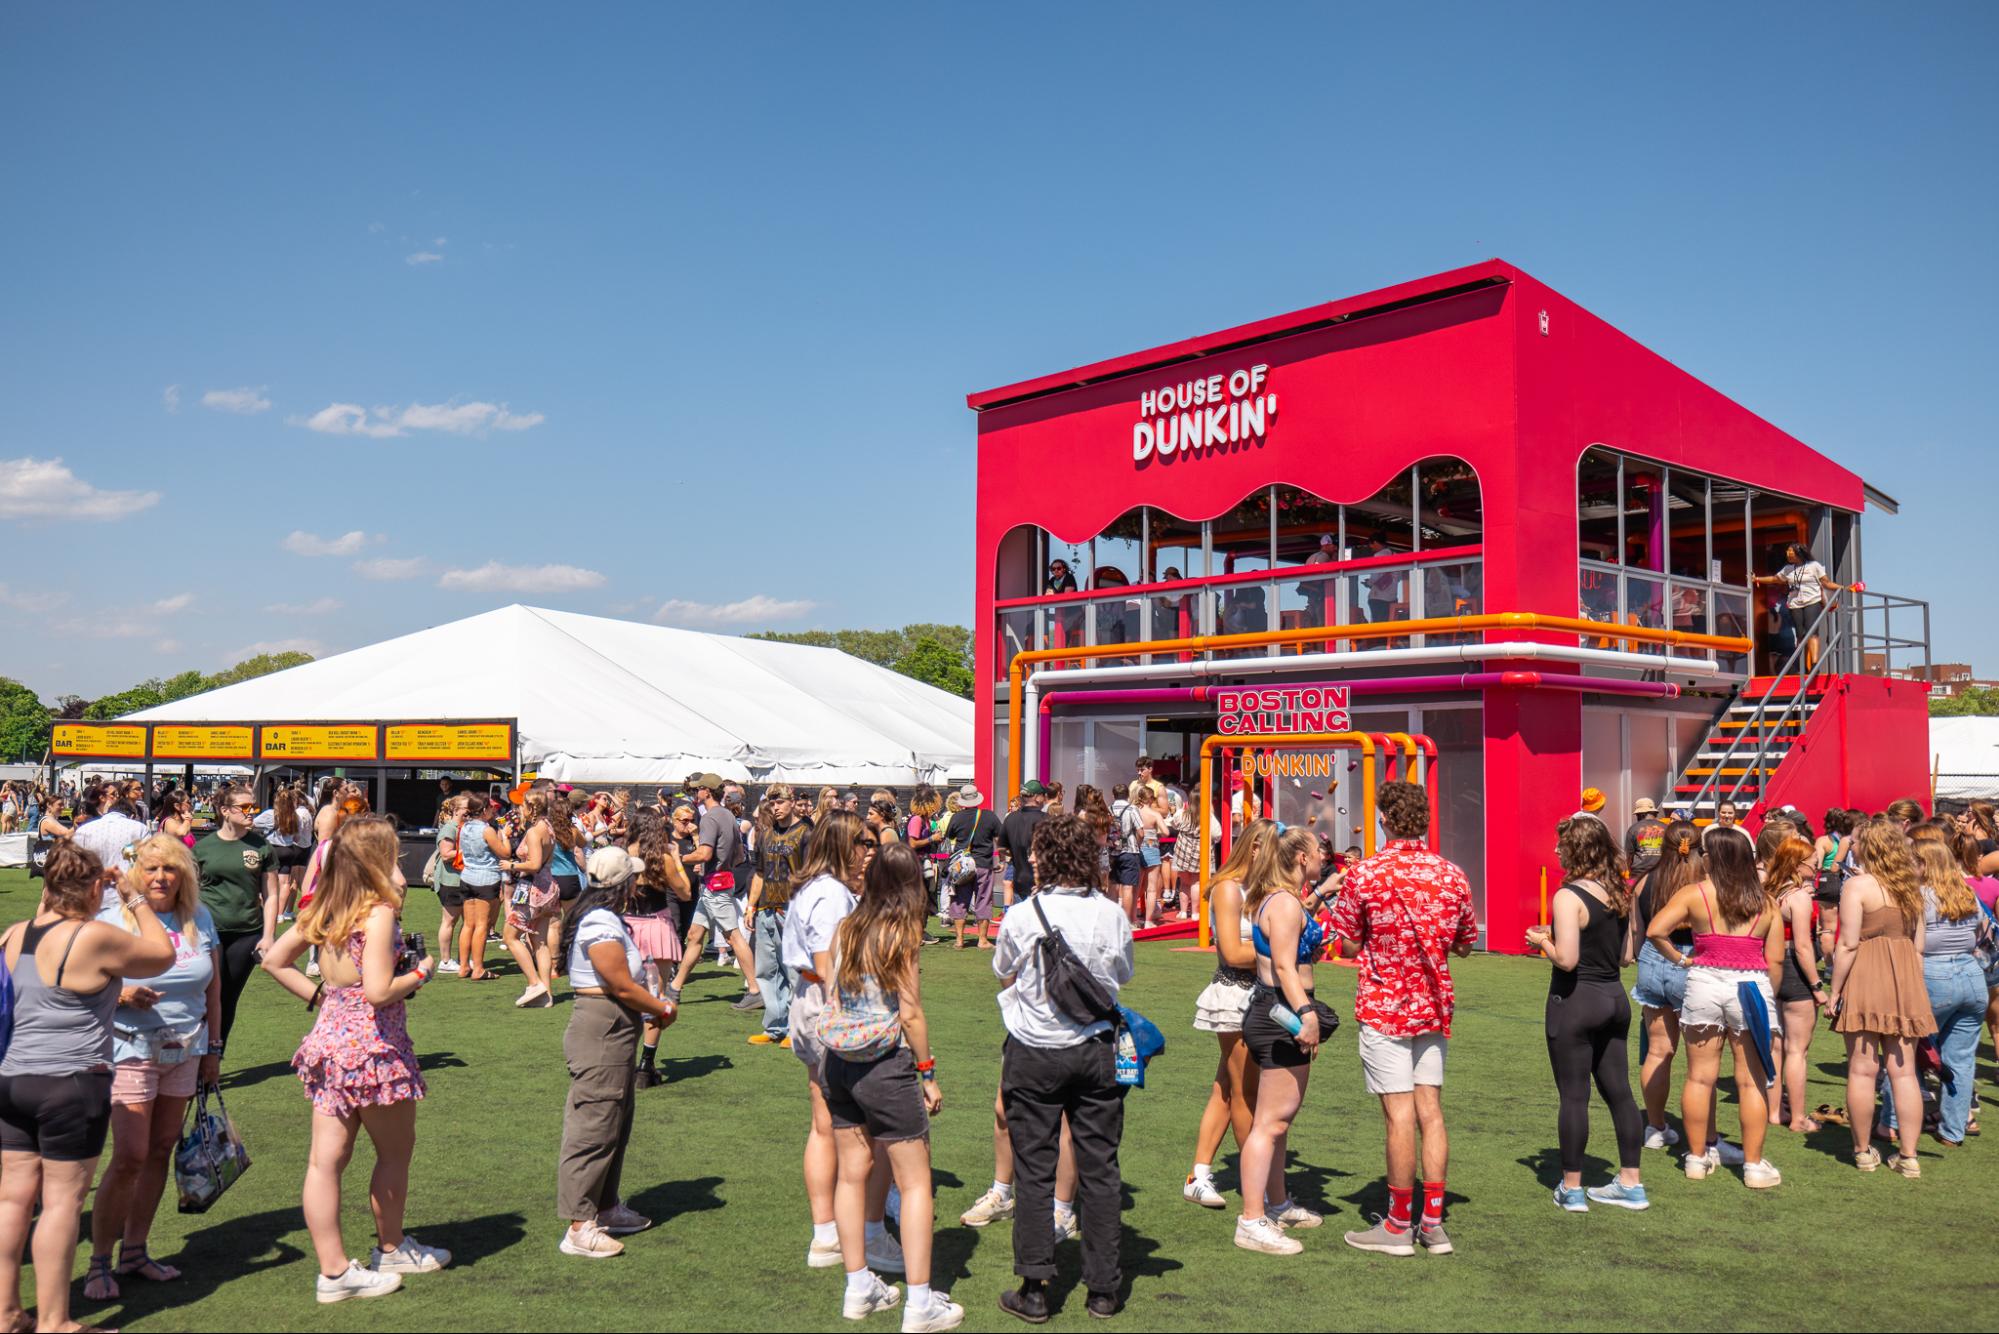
[{"xmin": 1525, "ymin": 814, "xmax": 1648, "ymax": 1211}]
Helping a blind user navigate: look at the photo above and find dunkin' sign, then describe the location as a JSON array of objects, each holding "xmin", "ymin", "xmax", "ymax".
[{"xmin": 1215, "ymin": 685, "xmax": 1351, "ymax": 736}]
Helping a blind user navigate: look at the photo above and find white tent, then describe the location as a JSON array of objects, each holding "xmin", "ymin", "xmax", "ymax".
[
  {"xmin": 128, "ymin": 605, "xmax": 974, "ymax": 786},
  {"xmin": 1931, "ymin": 716, "xmax": 1999, "ymax": 803}
]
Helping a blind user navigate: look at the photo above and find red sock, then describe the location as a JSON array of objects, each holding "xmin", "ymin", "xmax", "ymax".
[
  {"xmin": 1420, "ymin": 1179, "xmax": 1446, "ymax": 1226},
  {"xmin": 1385, "ymin": 1184, "xmax": 1414, "ymax": 1233}
]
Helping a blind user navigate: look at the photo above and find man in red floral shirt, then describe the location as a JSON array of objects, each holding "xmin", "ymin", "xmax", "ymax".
[{"xmin": 1324, "ymin": 780, "xmax": 1476, "ymax": 1258}]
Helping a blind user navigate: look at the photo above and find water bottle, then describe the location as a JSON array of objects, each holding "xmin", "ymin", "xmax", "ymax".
[{"xmin": 1271, "ymin": 1003, "xmax": 1304, "ymax": 1036}]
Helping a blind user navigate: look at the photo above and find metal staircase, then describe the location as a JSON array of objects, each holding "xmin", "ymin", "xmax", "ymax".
[{"xmin": 1673, "ymin": 598, "xmax": 1846, "ymax": 821}]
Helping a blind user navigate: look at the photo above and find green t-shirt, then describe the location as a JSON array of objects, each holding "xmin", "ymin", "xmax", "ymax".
[
  {"xmin": 196, "ymin": 831, "xmax": 273, "ymax": 934},
  {"xmin": 435, "ymin": 820, "xmax": 463, "ymax": 889}
]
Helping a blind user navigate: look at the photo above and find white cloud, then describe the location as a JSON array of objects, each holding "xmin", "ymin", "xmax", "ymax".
[
  {"xmin": 368, "ymin": 221, "xmax": 386, "ymax": 234},
  {"xmin": 352, "ymin": 557, "xmax": 428, "ymax": 581},
  {"xmin": 652, "ymin": 594, "xmax": 816, "ymax": 627},
  {"xmin": 56, "ymin": 616, "xmax": 154, "ymax": 639},
  {"xmin": 438, "ymin": 561, "xmax": 605, "ymax": 594},
  {"xmin": 0, "ymin": 458, "xmax": 160, "ymax": 521},
  {"xmin": 433, "ymin": 236, "xmax": 447, "ymax": 246},
  {"xmin": 405, "ymin": 251, "xmax": 443, "ymax": 266},
  {"xmin": 283, "ymin": 529, "xmax": 371, "ymax": 557},
  {"xmin": 226, "ymin": 638, "xmax": 323, "ymax": 661},
  {"xmin": 154, "ymin": 639, "xmax": 181, "ymax": 654},
  {"xmin": 0, "ymin": 583, "xmax": 66, "ymax": 613},
  {"xmin": 293, "ymin": 400, "xmax": 544, "ymax": 439},
  {"xmin": 264, "ymin": 596, "xmax": 342, "ymax": 615},
  {"xmin": 151, "ymin": 593, "xmax": 194, "ymax": 614},
  {"xmin": 201, "ymin": 386, "xmax": 272, "ymax": 415},
  {"xmin": 163, "ymin": 385, "xmax": 180, "ymax": 413}
]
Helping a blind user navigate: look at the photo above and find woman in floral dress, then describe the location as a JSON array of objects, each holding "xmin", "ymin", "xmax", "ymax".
[{"xmin": 263, "ymin": 815, "xmax": 451, "ymax": 1304}]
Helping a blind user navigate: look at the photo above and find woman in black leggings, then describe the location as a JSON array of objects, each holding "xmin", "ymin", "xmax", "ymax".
[{"xmin": 1525, "ymin": 812, "xmax": 1647, "ymax": 1213}]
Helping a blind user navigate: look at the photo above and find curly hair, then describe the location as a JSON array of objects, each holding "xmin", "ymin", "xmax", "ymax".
[
  {"xmin": 1855, "ymin": 817, "xmax": 1925, "ymax": 926},
  {"xmin": 1377, "ymin": 780, "xmax": 1429, "ymax": 839},
  {"xmin": 39, "ymin": 841, "xmax": 107, "ymax": 919},
  {"xmin": 1030, "ymin": 813, "xmax": 1102, "ymax": 892},
  {"xmin": 1556, "ymin": 813, "xmax": 1632, "ymax": 916}
]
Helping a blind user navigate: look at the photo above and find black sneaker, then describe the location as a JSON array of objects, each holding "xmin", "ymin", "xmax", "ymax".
[
  {"xmin": 633, "ymin": 1066, "xmax": 661, "ymax": 1090},
  {"xmin": 999, "ymin": 1281, "xmax": 1050, "ymax": 1325},
  {"xmin": 1086, "ymin": 1291, "xmax": 1121, "ymax": 1320}
]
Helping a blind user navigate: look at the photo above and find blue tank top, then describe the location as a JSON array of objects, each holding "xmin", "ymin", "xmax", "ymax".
[
  {"xmin": 1252, "ymin": 897, "xmax": 1323, "ymax": 964},
  {"xmin": 550, "ymin": 835, "xmax": 581, "ymax": 880}
]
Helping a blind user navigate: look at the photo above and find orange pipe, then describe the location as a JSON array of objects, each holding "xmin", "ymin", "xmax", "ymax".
[
  {"xmin": 1198, "ymin": 732, "xmax": 1377, "ymax": 949},
  {"xmin": 1005, "ymin": 611, "xmax": 1750, "ymax": 803}
]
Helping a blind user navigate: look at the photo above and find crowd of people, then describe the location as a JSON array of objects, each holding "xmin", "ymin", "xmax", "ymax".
[{"xmin": 2, "ymin": 762, "xmax": 1995, "ymax": 1329}]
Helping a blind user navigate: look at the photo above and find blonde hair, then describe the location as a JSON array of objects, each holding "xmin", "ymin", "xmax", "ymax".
[
  {"xmin": 1910, "ymin": 827, "xmax": 1977, "ymax": 922},
  {"xmin": 1213, "ymin": 819, "xmax": 1278, "ymax": 893},
  {"xmin": 1244, "ymin": 827, "xmax": 1318, "ymax": 918},
  {"xmin": 297, "ymin": 816, "xmax": 405, "ymax": 947},
  {"xmin": 119, "ymin": 834, "xmax": 204, "ymax": 948},
  {"xmin": 1855, "ymin": 818, "xmax": 1924, "ymax": 928}
]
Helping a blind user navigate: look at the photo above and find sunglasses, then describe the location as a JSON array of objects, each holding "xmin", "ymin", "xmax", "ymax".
[{"xmin": 229, "ymin": 802, "xmax": 257, "ymax": 812}]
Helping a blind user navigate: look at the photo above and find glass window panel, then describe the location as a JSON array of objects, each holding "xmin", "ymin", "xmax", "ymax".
[
  {"xmin": 1714, "ymin": 590, "xmax": 1751, "ymax": 674},
  {"xmin": 1666, "ymin": 471, "xmax": 1709, "ymax": 581},
  {"xmin": 996, "ymin": 607, "xmax": 1040, "ymax": 680},
  {"xmin": 994, "ymin": 524, "xmax": 1043, "ymax": 601},
  {"xmin": 1625, "ymin": 574, "xmax": 1666, "ymax": 655},
  {"xmin": 1351, "ymin": 469, "xmax": 1415, "ymax": 557},
  {"xmin": 1212, "ymin": 488, "xmax": 1273, "ymax": 574},
  {"xmin": 1417, "ymin": 705, "xmax": 1486, "ymax": 929},
  {"xmin": 1577, "ymin": 449, "xmax": 1621, "ymax": 565},
  {"xmin": 1419, "ymin": 456, "xmax": 1483, "ymax": 550},
  {"xmin": 1668, "ymin": 580, "xmax": 1708, "ymax": 640},
  {"xmin": 1710, "ymin": 483, "xmax": 1752, "ymax": 586},
  {"xmin": 1146, "ymin": 508, "xmax": 1204, "ymax": 584},
  {"xmin": 1088, "ymin": 509, "xmax": 1144, "ymax": 658},
  {"xmin": 1272, "ymin": 487, "xmax": 1340, "ymax": 569},
  {"xmin": 1622, "ymin": 461, "xmax": 1666, "ymax": 571},
  {"xmin": 1580, "ymin": 561, "xmax": 1620, "ymax": 628}
]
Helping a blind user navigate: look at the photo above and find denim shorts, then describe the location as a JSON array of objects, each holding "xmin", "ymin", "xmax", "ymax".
[{"xmin": 1631, "ymin": 940, "xmax": 1688, "ymax": 1011}]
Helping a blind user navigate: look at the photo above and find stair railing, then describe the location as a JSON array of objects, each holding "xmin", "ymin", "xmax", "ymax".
[{"xmin": 1684, "ymin": 597, "xmax": 1849, "ymax": 816}]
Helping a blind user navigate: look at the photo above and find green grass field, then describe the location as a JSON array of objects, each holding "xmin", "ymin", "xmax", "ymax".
[{"xmin": 3, "ymin": 866, "xmax": 1993, "ymax": 1332}]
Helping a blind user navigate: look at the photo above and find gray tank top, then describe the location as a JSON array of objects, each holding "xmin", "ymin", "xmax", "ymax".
[{"xmin": 0, "ymin": 919, "xmax": 118, "ymax": 1076}]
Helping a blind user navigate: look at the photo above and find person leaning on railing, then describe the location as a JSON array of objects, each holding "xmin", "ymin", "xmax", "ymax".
[{"xmin": 1753, "ymin": 544, "xmax": 1847, "ymax": 671}]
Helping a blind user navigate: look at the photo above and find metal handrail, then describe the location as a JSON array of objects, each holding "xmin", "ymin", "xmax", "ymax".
[{"xmin": 1685, "ymin": 597, "xmax": 1848, "ymax": 814}]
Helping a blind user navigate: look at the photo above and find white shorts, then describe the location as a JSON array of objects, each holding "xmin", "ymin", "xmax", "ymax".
[
  {"xmin": 1679, "ymin": 966, "xmax": 1773, "ymax": 1035},
  {"xmin": 1357, "ymin": 1024, "xmax": 1447, "ymax": 1095}
]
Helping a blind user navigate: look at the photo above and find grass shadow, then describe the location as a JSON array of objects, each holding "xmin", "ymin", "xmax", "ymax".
[
  {"xmin": 1513, "ymin": 1147, "xmax": 1612, "ymax": 1189},
  {"xmin": 1280, "ymin": 1153, "xmax": 1352, "ymax": 1213},
  {"xmin": 401, "ymin": 1209, "xmax": 527, "ymax": 1267},
  {"xmin": 416, "ymin": 1050, "xmax": 467, "ymax": 1073},
  {"xmin": 86, "ymin": 1205, "xmax": 307, "ymax": 1326},
  {"xmin": 218, "ymin": 1059, "xmax": 297, "ymax": 1093},
  {"xmin": 626, "ymin": 1174, "xmax": 725, "ymax": 1225},
  {"xmin": 656, "ymin": 1053, "xmax": 732, "ymax": 1084}
]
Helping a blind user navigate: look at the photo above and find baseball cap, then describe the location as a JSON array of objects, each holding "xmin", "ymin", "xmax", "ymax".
[
  {"xmin": 1020, "ymin": 780, "xmax": 1048, "ymax": 797},
  {"xmin": 586, "ymin": 846, "xmax": 640, "ymax": 888},
  {"xmin": 693, "ymin": 772, "xmax": 726, "ymax": 793},
  {"xmin": 1632, "ymin": 797, "xmax": 1659, "ymax": 816}
]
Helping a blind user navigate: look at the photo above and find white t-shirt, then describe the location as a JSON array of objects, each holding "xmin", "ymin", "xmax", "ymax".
[
  {"xmin": 782, "ymin": 873, "xmax": 857, "ymax": 973},
  {"xmin": 73, "ymin": 811, "xmax": 150, "ymax": 875},
  {"xmin": 992, "ymin": 885, "xmax": 1134, "ymax": 1046},
  {"xmin": 1780, "ymin": 561, "xmax": 1830, "ymax": 609},
  {"xmin": 567, "ymin": 907, "xmax": 641, "ymax": 989}
]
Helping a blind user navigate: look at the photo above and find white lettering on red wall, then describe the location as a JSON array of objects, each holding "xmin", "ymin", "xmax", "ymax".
[
  {"xmin": 1132, "ymin": 363, "xmax": 1276, "ymax": 465},
  {"xmin": 1214, "ymin": 685, "xmax": 1351, "ymax": 736}
]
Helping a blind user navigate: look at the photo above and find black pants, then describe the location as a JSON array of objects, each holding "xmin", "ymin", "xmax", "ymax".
[
  {"xmin": 216, "ymin": 930, "xmax": 264, "ymax": 1045},
  {"xmin": 1000, "ymin": 1035, "xmax": 1125, "ymax": 1295},
  {"xmin": 1544, "ymin": 980, "xmax": 1643, "ymax": 1175}
]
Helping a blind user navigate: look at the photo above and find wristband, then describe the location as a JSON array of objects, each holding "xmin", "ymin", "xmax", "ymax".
[{"xmin": 914, "ymin": 1057, "xmax": 936, "ymax": 1075}]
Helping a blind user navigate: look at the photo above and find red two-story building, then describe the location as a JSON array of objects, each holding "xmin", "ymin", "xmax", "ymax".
[{"xmin": 968, "ymin": 260, "xmax": 1931, "ymax": 950}]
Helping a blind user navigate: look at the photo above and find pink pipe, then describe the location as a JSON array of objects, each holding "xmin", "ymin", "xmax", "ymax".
[{"xmin": 1034, "ymin": 673, "xmax": 1680, "ymax": 783}]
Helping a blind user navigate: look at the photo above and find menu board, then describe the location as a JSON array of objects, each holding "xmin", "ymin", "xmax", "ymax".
[
  {"xmin": 384, "ymin": 722, "xmax": 514, "ymax": 763},
  {"xmin": 51, "ymin": 722, "xmax": 149, "ymax": 759},
  {"xmin": 150, "ymin": 724, "xmax": 256, "ymax": 761},
  {"xmin": 258, "ymin": 724, "xmax": 380, "ymax": 762}
]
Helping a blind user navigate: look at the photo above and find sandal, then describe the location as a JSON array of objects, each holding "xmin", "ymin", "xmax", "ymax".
[
  {"xmin": 82, "ymin": 1253, "xmax": 119, "ymax": 1302},
  {"xmin": 4, "ymin": 1312, "xmax": 30, "ymax": 1334},
  {"xmin": 116, "ymin": 1242, "xmax": 181, "ymax": 1283},
  {"xmin": 1816, "ymin": 1104, "xmax": 1850, "ymax": 1127}
]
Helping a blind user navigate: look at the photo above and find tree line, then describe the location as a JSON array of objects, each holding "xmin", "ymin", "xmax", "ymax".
[{"xmin": 0, "ymin": 651, "xmax": 314, "ymax": 763}]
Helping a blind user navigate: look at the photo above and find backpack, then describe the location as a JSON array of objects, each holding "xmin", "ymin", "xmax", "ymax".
[
  {"xmin": 1029, "ymin": 895, "xmax": 1119, "ymax": 1026},
  {"xmin": 0, "ymin": 926, "xmax": 17, "ymax": 1064}
]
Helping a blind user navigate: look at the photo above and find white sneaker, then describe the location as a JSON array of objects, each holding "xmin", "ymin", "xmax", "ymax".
[
  {"xmin": 515, "ymin": 983, "xmax": 549, "ymax": 1009},
  {"xmin": 599, "ymin": 1201, "xmax": 652, "ymax": 1235},
  {"xmin": 1234, "ymin": 1214, "xmax": 1302, "ymax": 1255},
  {"xmin": 843, "ymin": 1272, "xmax": 902, "ymax": 1320},
  {"xmin": 1269, "ymin": 1199, "xmax": 1323, "ymax": 1230},
  {"xmin": 437, "ymin": 958, "xmax": 461, "ymax": 975},
  {"xmin": 1051, "ymin": 1210, "xmax": 1079, "ymax": 1243},
  {"xmin": 866, "ymin": 1228, "xmax": 905, "ymax": 1273},
  {"xmin": 1183, "ymin": 1173, "xmax": 1226, "ymax": 1209},
  {"xmin": 1744, "ymin": 1159, "xmax": 1782, "ymax": 1189},
  {"xmin": 317, "ymin": 1261, "xmax": 401, "ymax": 1303},
  {"xmin": 1684, "ymin": 1147, "xmax": 1717, "ymax": 1180},
  {"xmin": 1643, "ymin": 1125, "xmax": 1680, "ymax": 1150},
  {"xmin": 369, "ymin": 1234, "xmax": 451, "ymax": 1273},
  {"xmin": 959, "ymin": 1187, "xmax": 1014, "ymax": 1227},
  {"xmin": 901, "ymin": 1294, "xmax": 965, "ymax": 1333},
  {"xmin": 808, "ymin": 1236, "xmax": 844, "ymax": 1269},
  {"xmin": 559, "ymin": 1220, "xmax": 624, "ymax": 1258},
  {"xmin": 305, "ymin": 956, "xmax": 321, "ymax": 978},
  {"xmin": 1713, "ymin": 1138, "xmax": 1746, "ymax": 1166}
]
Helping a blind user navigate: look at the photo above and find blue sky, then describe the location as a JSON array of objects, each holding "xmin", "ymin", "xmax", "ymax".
[{"xmin": 1, "ymin": 4, "xmax": 1992, "ymax": 697}]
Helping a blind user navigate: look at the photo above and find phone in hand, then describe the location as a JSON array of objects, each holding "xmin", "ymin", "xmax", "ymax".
[{"xmin": 397, "ymin": 932, "xmax": 427, "ymax": 974}]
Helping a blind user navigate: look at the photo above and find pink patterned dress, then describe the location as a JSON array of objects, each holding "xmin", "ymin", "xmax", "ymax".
[{"xmin": 292, "ymin": 924, "xmax": 426, "ymax": 1118}]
